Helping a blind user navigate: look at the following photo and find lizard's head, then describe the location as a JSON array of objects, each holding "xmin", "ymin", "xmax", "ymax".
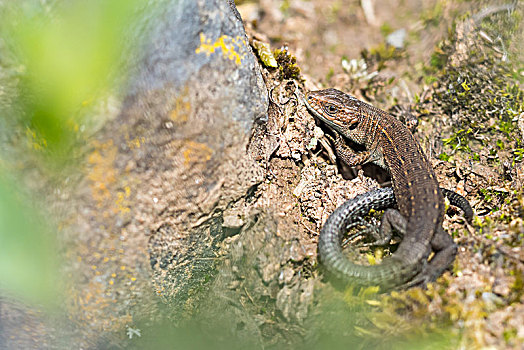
[{"xmin": 304, "ymin": 88, "xmax": 365, "ymax": 143}]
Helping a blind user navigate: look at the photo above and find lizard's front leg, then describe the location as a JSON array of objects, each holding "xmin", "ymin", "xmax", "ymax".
[{"xmin": 328, "ymin": 132, "xmax": 371, "ymax": 167}]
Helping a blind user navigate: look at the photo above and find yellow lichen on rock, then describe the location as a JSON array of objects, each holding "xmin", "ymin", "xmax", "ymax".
[
  {"xmin": 126, "ymin": 136, "xmax": 145, "ymax": 150},
  {"xmin": 182, "ymin": 140, "xmax": 213, "ymax": 166},
  {"xmin": 114, "ymin": 187, "xmax": 131, "ymax": 214},
  {"xmin": 195, "ymin": 33, "xmax": 247, "ymax": 65},
  {"xmin": 169, "ymin": 91, "xmax": 191, "ymax": 124},
  {"xmin": 87, "ymin": 140, "xmax": 117, "ymax": 205}
]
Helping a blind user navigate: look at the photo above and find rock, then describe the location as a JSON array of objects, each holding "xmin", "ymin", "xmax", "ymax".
[
  {"xmin": 114, "ymin": 0, "xmax": 267, "ymax": 319},
  {"xmin": 25, "ymin": 0, "xmax": 269, "ymax": 347},
  {"xmin": 386, "ymin": 28, "xmax": 407, "ymax": 49}
]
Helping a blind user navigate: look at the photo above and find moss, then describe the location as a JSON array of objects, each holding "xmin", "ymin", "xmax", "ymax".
[
  {"xmin": 510, "ymin": 269, "xmax": 524, "ymax": 302},
  {"xmin": 380, "ymin": 23, "xmax": 393, "ymax": 37},
  {"xmin": 420, "ymin": 1, "xmax": 445, "ymax": 27},
  {"xmin": 429, "ymin": 47, "xmax": 448, "ymax": 71},
  {"xmin": 273, "ymin": 48, "xmax": 302, "ymax": 81},
  {"xmin": 384, "ymin": 9, "xmax": 524, "ymax": 346},
  {"xmin": 363, "ymin": 43, "xmax": 404, "ymax": 71},
  {"xmin": 503, "ymin": 328, "xmax": 517, "ymax": 343},
  {"xmin": 252, "ymin": 39, "xmax": 278, "ymax": 68},
  {"xmin": 416, "ymin": 7, "xmax": 524, "ymax": 170},
  {"xmin": 438, "ymin": 152, "xmax": 450, "ymax": 161},
  {"xmin": 279, "ymin": 0, "xmax": 290, "ymax": 16},
  {"xmin": 325, "ymin": 67, "xmax": 334, "ymax": 81}
]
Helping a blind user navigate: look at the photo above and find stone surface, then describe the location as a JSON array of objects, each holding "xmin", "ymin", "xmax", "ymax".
[
  {"xmin": 79, "ymin": 0, "xmax": 267, "ymax": 325},
  {"xmin": 3, "ymin": 0, "xmax": 269, "ymax": 348}
]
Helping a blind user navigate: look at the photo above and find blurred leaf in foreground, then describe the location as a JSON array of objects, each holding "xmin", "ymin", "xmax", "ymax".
[
  {"xmin": 0, "ymin": 0, "xmax": 141, "ymax": 306},
  {"xmin": 0, "ymin": 173, "xmax": 59, "ymax": 306},
  {"xmin": 0, "ymin": 0, "xmax": 139, "ymax": 161}
]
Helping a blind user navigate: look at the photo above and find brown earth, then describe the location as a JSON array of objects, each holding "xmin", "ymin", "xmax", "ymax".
[{"xmin": 236, "ymin": 0, "xmax": 523, "ymax": 348}]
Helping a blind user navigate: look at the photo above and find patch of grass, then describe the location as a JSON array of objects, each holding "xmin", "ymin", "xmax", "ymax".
[
  {"xmin": 380, "ymin": 23, "xmax": 393, "ymax": 37},
  {"xmin": 364, "ymin": 43, "xmax": 404, "ymax": 70},
  {"xmin": 420, "ymin": 1, "xmax": 445, "ymax": 27}
]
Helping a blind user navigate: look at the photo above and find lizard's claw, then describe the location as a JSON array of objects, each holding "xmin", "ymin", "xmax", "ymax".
[{"xmin": 401, "ymin": 263, "xmax": 437, "ymax": 289}]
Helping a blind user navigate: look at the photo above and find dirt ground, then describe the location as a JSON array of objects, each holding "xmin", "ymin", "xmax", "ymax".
[
  {"xmin": 236, "ymin": 0, "xmax": 523, "ymax": 348},
  {"xmin": 240, "ymin": 0, "xmax": 467, "ymax": 91}
]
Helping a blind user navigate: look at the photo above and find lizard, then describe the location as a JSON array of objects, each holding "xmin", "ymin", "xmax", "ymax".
[{"xmin": 303, "ymin": 88, "xmax": 473, "ymax": 289}]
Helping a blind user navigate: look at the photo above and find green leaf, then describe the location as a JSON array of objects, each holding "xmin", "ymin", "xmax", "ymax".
[
  {"xmin": 0, "ymin": 175, "xmax": 60, "ymax": 306},
  {"xmin": 1, "ymin": 0, "xmax": 139, "ymax": 159}
]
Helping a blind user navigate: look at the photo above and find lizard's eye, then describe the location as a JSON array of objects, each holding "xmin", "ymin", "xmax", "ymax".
[{"xmin": 324, "ymin": 103, "xmax": 338, "ymax": 115}]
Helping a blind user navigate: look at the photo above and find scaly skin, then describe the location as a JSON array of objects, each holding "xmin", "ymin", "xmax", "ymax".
[
  {"xmin": 319, "ymin": 187, "xmax": 472, "ymax": 289},
  {"xmin": 304, "ymin": 88, "xmax": 472, "ymax": 289}
]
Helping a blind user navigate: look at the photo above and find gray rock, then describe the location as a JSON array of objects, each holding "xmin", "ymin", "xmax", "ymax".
[
  {"xmin": 23, "ymin": 0, "xmax": 269, "ymax": 347},
  {"xmin": 101, "ymin": 0, "xmax": 268, "ymax": 320},
  {"xmin": 128, "ymin": 0, "xmax": 268, "ymax": 131},
  {"xmin": 386, "ymin": 28, "xmax": 407, "ymax": 49}
]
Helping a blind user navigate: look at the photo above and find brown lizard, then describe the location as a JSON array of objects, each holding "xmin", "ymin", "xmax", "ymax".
[{"xmin": 304, "ymin": 88, "xmax": 472, "ymax": 289}]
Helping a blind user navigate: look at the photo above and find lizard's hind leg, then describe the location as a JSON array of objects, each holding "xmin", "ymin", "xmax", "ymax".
[
  {"xmin": 375, "ymin": 208, "xmax": 407, "ymax": 246},
  {"xmin": 405, "ymin": 227, "xmax": 457, "ymax": 288},
  {"xmin": 347, "ymin": 208, "xmax": 407, "ymax": 248}
]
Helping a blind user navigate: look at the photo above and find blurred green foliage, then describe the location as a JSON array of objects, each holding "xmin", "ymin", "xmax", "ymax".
[
  {"xmin": 0, "ymin": 0, "xmax": 139, "ymax": 305},
  {"xmin": 0, "ymin": 175, "xmax": 59, "ymax": 305},
  {"xmin": 1, "ymin": 0, "xmax": 138, "ymax": 158}
]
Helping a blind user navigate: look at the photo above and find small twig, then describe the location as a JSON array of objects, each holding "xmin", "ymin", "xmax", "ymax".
[
  {"xmin": 471, "ymin": 3, "xmax": 516, "ymax": 25},
  {"xmin": 300, "ymin": 220, "xmax": 317, "ymax": 235},
  {"xmin": 244, "ymin": 286, "xmax": 256, "ymax": 305},
  {"xmin": 361, "ymin": 0, "xmax": 379, "ymax": 27}
]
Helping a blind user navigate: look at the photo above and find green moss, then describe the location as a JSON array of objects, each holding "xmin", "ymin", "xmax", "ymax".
[
  {"xmin": 511, "ymin": 269, "xmax": 524, "ymax": 302},
  {"xmin": 325, "ymin": 67, "xmax": 334, "ymax": 81},
  {"xmin": 438, "ymin": 152, "xmax": 450, "ymax": 161},
  {"xmin": 364, "ymin": 43, "xmax": 404, "ymax": 70},
  {"xmin": 273, "ymin": 48, "xmax": 302, "ymax": 80},
  {"xmin": 503, "ymin": 328, "xmax": 517, "ymax": 343},
  {"xmin": 416, "ymin": 8, "xmax": 524, "ymax": 172},
  {"xmin": 429, "ymin": 48, "xmax": 447, "ymax": 71},
  {"xmin": 380, "ymin": 23, "xmax": 393, "ymax": 37},
  {"xmin": 442, "ymin": 128, "xmax": 473, "ymax": 153},
  {"xmin": 280, "ymin": 0, "xmax": 290, "ymax": 15},
  {"xmin": 513, "ymin": 148, "xmax": 524, "ymax": 162},
  {"xmin": 480, "ymin": 188, "xmax": 509, "ymax": 206},
  {"xmin": 420, "ymin": 1, "xmax": 444, "ymax": 26},
  {"xmin": 330, "ymin": 0, "xmax": 342, "ymax": 17},
  {"xmin": 252, "ymin": 40, "xmax": 278, "ymax": 68}
]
